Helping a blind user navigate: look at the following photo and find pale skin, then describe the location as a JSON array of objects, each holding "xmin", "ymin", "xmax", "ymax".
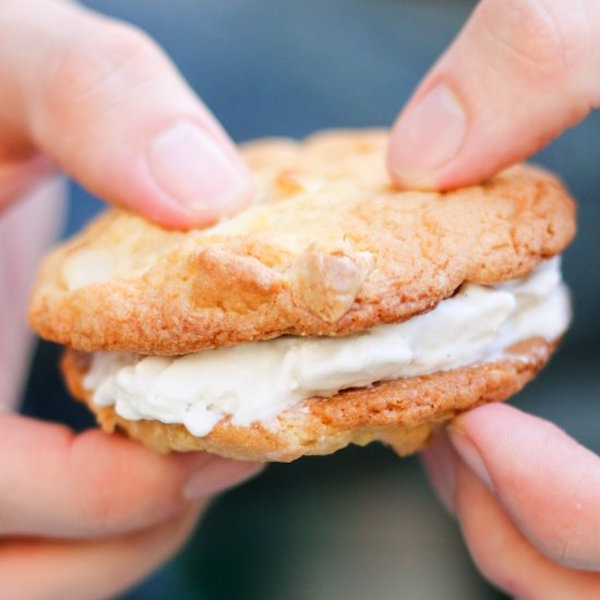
[
  {"xmin": 389, "ymin": 0, "xmax": 600, "ymax": 597},
  {"xmin": 0, "ymin": 1, "xmax": 261, "ymax": 598},
  {"xmin": 1, "ymin": 0, "xmax": 599, "ymax": 597}
]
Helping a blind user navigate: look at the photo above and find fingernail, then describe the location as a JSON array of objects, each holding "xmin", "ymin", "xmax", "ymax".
[
  {"xmin": 447, "ymin": 425, "xmax": 494, "ymax": 491},
  {"xmin": 148, "ymin": 121, "xmax": 248, "ymax": 214},
  {"xmin": 388, "ymin": 83, "xmax": 467, "ymax": 187},
  {"xmin": 183, "ymin": 458, "xmax": 264, "ymax": 500},
  {"xmin": 420, "ymin": 428, "xmax": 457, "ymax": 513}
]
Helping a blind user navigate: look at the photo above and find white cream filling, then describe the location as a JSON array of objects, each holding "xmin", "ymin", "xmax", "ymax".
[{"xmin": 84, "ymin": 258, "xmax": 570, "ymax": 436}]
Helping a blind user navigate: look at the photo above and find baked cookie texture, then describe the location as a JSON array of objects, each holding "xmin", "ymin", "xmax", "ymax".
[
  {"xmin": 28, "ymin": 129, "xmax": 576, "ymax": 460},
  {"xmin": 63, "ymin": 338, "xmax": 554, "ymax": 461},
  {"xmin": 29, "ymin": 130, "xmax": 575, "ymax": 355}
]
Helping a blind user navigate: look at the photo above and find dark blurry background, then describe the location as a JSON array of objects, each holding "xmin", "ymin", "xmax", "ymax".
[{"xmin": 22, "ymin": 1, "xmax": 600, "ymax": 598}]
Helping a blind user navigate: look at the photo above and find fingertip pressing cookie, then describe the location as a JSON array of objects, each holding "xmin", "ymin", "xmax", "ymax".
[{"xmin": 29, "ymin": 129, "xmax": 576, "ymax": 461}]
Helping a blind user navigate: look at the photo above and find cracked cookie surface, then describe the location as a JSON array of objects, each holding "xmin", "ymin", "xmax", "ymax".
[{"xmin": 29, "ymin": 130, "xmax": 575, "ymax": 354}]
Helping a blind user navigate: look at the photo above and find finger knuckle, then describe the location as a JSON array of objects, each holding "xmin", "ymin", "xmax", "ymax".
[
  {"xmin": 548, "ymin": 463, "xmax": 597, "ymax": 569},
  {"xmin": 69, "ymin": 452, "xmax": 120, "ymax": 530},
  {"xmin": 477, "ymin": 0, "xmax": 588, "ymax": 78},
  {"xmin": 502, "ymin": 422, "xmax": 599, "ymax": 570},
  {"xmin": 37, "ymin": 23, "xmax": 162, "ymax": 125},
  {"xmin": 67, "ymin": 432, "xmax": 135, "ymax": 532},
  {"xmin": 79, "ymin": 478, "xmax": 118, "ymax": 528}
]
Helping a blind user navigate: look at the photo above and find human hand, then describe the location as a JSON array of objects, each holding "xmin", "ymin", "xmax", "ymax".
[
  {"xmin": 422, "ymin": 405, "xmax": 600, "ymax": 598},
  {"xmin": 387, "ymin": 1, "xmax": 600, "ymax": 596},
  {"xmin": 0, "ymin": 0, "xmax": 250, "ymax": 226},
  {"xmin": 0, "ymin": 1, "xmax": 260, "ymax": 598},
  {"xmin": 387, "ymin": 0, "xmax": 600, "ymax": 190}
]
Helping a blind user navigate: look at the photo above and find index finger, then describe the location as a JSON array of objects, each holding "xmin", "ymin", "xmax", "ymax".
[
  {"xmin": 0, "ymin": 0, "xmax": 250, "ymax": 227},
  {"xmin": 0, "ymin": 413, "xmax": 263, "ymax": 539},
  {"xmin": 448, "ymin": 403, "xmax": 600, "ymax": 571}
]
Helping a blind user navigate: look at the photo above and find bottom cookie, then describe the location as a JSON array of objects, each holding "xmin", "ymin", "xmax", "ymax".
[{"xmin": 62, "ymin": 337, "xmax": 555, "ymax": 462}]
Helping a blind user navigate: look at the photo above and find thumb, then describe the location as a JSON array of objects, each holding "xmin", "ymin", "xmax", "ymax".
[
  {"xmin": 387, "ymin": 0, "xmax": 600, "ymax": 189},
  {"xmin": 447, "ymin": 403, "xmax": 600, "ymax": 571},
  {"xmin": 0, "ymin": 0, "xmax": 250, "ymax": 228}
]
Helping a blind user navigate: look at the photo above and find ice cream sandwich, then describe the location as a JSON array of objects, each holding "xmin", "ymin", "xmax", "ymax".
[{"xmin": 29, "ymin": 130, "xmax": 576, "ymax": 461}]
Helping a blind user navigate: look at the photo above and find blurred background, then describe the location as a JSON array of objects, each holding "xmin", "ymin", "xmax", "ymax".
[{"xmin": 22, "ymin": 0, "xmax": 600, "ymax": 598}]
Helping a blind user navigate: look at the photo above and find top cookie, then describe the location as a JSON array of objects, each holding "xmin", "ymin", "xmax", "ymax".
[{"xmin": 29, "ymin": 130, "xmax": 576, "ymax": 354}]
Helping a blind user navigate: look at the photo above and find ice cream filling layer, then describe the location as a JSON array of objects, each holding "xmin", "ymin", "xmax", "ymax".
[{"xmin": 84, "ymin": 258, "xmax": 570, "ymax": 436}]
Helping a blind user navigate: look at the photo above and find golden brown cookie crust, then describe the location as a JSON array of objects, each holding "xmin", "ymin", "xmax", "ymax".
[
  {"xmin": 29, "ymin": 130, "xmax": 575, "ymax": 354},
  {"xmin": 62, "ymin": 337, "xmax": 555, "ymax": 461}
]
